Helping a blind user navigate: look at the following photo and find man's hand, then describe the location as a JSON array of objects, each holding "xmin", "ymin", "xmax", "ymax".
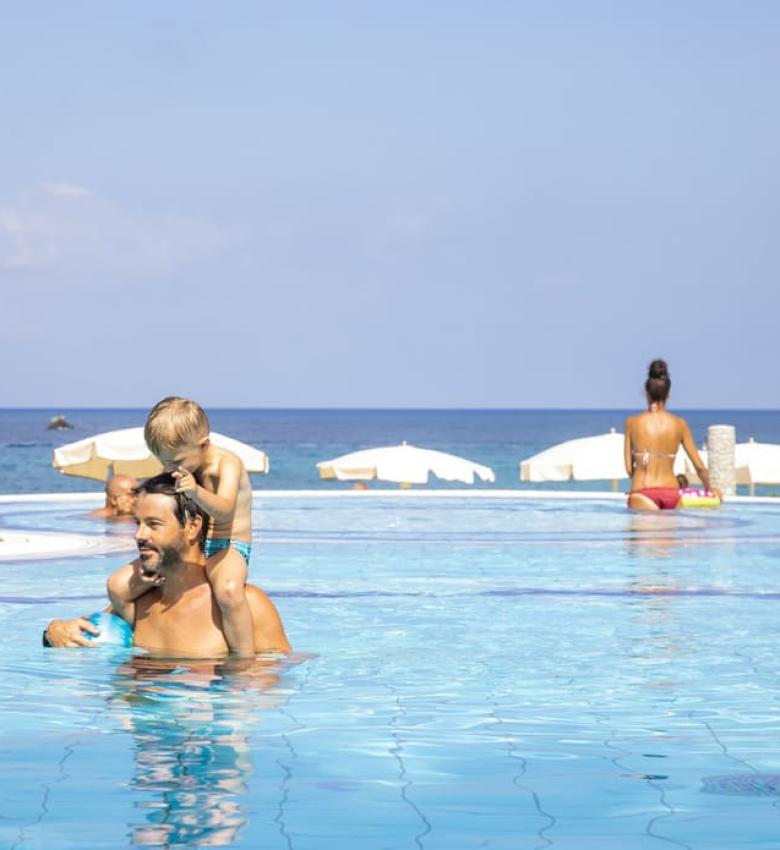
[
  {"xmin": 172, "ymin": 467, "xmax": 198, "ymax": 498},
  {"xmin": 45, "ymin": 617, "xmax": 100, "ymax": 648},
  {"xmin": 131, "ymin": 560, "xmax": 165, "ymax": 592}
]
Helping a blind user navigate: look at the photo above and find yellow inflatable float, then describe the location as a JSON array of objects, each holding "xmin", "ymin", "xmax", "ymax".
[{"xmin": 678, "ymin": 488, "xmax": 721, "ymax": 508}]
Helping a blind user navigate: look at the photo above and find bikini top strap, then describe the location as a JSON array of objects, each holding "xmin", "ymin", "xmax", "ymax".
[{"xmin": 632, "ymin": 449, "xmax": 677, "ymax": 462}]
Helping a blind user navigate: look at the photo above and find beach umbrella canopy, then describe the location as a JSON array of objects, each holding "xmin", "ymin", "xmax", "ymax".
[
  {"xmin": 734, "ymin": 439, "xmax": 780, "ymax": 485},
  {"xmin": 687, "ymin": 439, "xmax": 780, "ymax": 492},
  {"xmin": 316, "ymin": 442, "xmax": 495, "ymax": 485},
  {"xmin": 52, "ymin": 427, "xmax": 269, "ymax": 481},
  {"xmin": 519, "ymin": 428, "xmax": 689, "ymax": 485}
]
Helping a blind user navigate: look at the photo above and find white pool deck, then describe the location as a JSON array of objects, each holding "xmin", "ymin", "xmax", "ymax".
[
  {"xmin": 0, "ymin": 529, "xmax": 132, "ymax": 558},
  {"xmin": 0, "ymin": 489, "xmax": 776, "ymax": 560}
]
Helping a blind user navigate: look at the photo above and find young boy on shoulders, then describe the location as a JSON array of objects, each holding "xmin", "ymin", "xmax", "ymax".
[{"xmin": 107, "ymin": 396, "xmax": 256, "ymax": 656}]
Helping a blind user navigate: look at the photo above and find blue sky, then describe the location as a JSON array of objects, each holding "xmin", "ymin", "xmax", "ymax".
[{"xmin": 1, "ymin": 2, "xmax": 778, "ymax": 408}]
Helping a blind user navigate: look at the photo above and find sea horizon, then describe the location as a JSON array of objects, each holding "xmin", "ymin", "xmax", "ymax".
[
  {"xmin": 2, "ymin": 407, "xmax": 779, "ymax": 496},
  {"xmin": 3, "ymin": 405, "xmax": 780, "ymax": 413}
]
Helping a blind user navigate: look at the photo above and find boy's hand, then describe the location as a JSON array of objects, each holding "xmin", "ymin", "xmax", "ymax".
[{"xmin": 172, "ymin": 467, "xmax": 197, "ymax": 498}]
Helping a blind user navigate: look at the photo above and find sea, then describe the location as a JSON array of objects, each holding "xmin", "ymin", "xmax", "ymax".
[{"xmin": 1, "ymin": 408, "xmax": 779, "ymax": 496}]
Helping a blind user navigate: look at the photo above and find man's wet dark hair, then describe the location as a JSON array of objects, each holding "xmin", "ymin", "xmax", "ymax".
[{"xmin": 137, "ymin": 472, "xmax": 208, "ymax": 548}]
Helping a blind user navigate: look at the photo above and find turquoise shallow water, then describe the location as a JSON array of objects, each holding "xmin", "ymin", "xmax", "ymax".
[{"xmin": 2, "ymin": 495, "xmax": 780, "ymax": 848}]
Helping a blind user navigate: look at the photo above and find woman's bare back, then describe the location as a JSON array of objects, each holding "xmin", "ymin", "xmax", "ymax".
[{"xmin": 624, "ymin": 410, "xmax": 684, "ymax": 489}]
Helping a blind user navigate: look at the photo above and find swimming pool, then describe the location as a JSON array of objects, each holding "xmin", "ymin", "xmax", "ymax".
[{"xmin": 2, "ymin": 493, "xmax": 780, "ymax": 848}]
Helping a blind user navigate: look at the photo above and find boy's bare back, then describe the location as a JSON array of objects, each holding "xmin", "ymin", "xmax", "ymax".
[{"xmin": 198, "ymin": 444, "xmax": 253, "ymax": 541}]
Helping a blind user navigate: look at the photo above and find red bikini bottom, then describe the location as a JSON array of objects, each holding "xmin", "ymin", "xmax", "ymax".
[{"xmin": 628, "ymin": 487, "xmax": 680, "ymax": 510}]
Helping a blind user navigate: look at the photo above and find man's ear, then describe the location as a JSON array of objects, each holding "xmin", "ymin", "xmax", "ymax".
[{"xmin": 184, "ymin": 511, "xmax": 203, "ymax": 545}]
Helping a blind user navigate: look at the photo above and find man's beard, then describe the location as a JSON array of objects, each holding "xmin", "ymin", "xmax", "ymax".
[
  {"xmin": 140, "ymin": 543, "xmax": 179, "ymax": 573},
  {"xmin": 159, "ymin": 545, "xmax": 180, "ymax": 570}
]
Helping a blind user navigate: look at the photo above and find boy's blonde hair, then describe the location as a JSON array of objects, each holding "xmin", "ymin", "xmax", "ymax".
[{"xmin": 144, "ymin": 396, "xmax": 210, "ymax": 456}]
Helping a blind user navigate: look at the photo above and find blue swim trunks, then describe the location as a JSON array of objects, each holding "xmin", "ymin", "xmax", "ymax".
[{"xmin": 203, "ymin": 538, "xmax": 251, "ymax": 565}]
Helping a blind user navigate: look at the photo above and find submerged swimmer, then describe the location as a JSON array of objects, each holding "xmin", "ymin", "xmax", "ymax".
[
  {"xmin": 624, "ymin": 359, "xmax": 720, "ymax": 511},
  {"xmin": 90, "ymin": 473, "xmax": 138, "ymax": 519}
]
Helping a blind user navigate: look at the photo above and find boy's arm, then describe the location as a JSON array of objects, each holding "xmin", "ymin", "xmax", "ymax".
[{"xmin": 174, "ymin": 455, "xmax": 242, "ymax": 523}]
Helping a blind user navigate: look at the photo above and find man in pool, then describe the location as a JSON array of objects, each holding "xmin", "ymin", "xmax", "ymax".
[
  {"xmin": 90, "ymin": 473, "xmax": 138, "ymax": 519},
  {"xmin": 44, "ymin": 473, "xmax": 291, "ymax": 657}
]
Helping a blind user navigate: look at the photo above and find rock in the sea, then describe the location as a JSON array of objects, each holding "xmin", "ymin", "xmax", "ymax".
[{"xmin": 46, "ymin": 415, "xmax": 74, "ymax": 430}]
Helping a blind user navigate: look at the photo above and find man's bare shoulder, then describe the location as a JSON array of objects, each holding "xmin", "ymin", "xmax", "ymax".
[
  {"xmin": 245, "ymin": 583, "xmax": 291, "ymax": 653},
  {"xmin": 246, "ymin": 583, "xmax": 272, "ymax": 605}
]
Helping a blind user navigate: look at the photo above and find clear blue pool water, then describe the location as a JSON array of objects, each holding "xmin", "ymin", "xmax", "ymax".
[{"xmin": 3, "ymin": 494, "xmax": 780, "ymax": 848}]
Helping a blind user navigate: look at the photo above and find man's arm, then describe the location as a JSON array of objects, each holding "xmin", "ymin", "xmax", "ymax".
[
  {"xmin": 246, "ymin": 585, "xmax": 291, "ymax": 653},
  {"xmin": 174, "ymin": 455, "xmax": 242, "ymax": 523},
  {"xmin": 45, "ymin": 559, "xmax": 143, "ymax": 648},
  {"xmin": 44, "ymin": 607, "xmax": 110, "ymax": 647},
  {"xmin": 107, "ymin": 561, "xmax": 162, "ymax": 611},
  {"xmin": 108, "ymin": 573, "xmax": 138, "ymax": 629}
]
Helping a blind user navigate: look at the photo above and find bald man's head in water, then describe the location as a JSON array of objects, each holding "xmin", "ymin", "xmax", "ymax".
[{"xmin": 91, "ymin": 474, "xmax": 138, "ymax": 518}]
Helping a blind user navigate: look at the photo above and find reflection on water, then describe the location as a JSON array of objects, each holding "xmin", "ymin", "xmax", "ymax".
[
  {"xmin": 624, "ymin": 509, "xmax": 741, "ymax": 564},
  {"xmin": 110, "ymin": 655, "xmax": 288, "ymax": 847},
  {"xmin": 625, "ymin": 512, "xmax": 683, "ymax": 561}
]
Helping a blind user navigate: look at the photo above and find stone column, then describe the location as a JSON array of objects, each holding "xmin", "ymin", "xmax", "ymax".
[{"xmin": 707, "ymin": 425, "xmax": 736, "ymax": 496}]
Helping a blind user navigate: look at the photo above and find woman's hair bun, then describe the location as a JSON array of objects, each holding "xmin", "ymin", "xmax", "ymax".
[{"xmin": 648, "ymin": 359, "xmax": 669, "ymax": 381}]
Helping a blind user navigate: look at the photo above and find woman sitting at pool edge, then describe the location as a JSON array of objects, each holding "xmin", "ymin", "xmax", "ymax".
[{"xmin": 624, "ymin": 359, "xmax": 720, "ymax": 510}]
